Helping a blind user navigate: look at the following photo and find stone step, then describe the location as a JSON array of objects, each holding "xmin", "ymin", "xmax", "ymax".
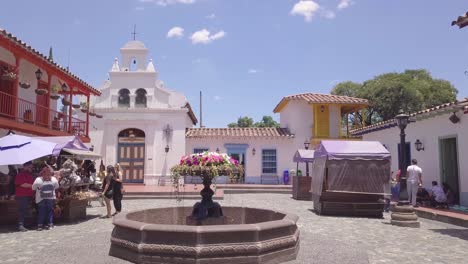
[
  {"xmin": 123, "ymin": 195, "xmax": 224, "ymax": 200},
  {"xmin": 223, "ymin": 189, "xmax": 292, "ymax": 194}
]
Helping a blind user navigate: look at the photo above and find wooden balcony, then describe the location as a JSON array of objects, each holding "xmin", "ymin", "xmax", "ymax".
[{"xmin": 0, "ymin": 90, "xmax": 89, "ymax": 142}]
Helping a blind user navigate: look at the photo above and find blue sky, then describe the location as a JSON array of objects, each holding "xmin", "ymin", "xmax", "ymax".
[{"xmin": 1, "ymin": 0, "xmax": 467, "ymax": 127}]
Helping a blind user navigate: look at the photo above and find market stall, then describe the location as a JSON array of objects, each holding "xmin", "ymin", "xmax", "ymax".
[
  {"xmin": 311, "ymin": 140, "xmax": 391, "ymax": 218},
  {"xmin": 292, "ymin": 149, "xmax": 314, "ymax": 200}
]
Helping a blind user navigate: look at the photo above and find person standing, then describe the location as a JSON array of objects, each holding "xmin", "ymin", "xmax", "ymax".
[
  {"xmin": 101, "ymin": 165, "xmax": 115, "ymax": 218},
  {"xmin": 112, "ymin": 164, "xmax": 124, "ymax": 216},
  {"xmin": 407, "ymin": 159, "xmax": 423, "ymax": 207},
  {"xmin": 15, "ymin": 162, "xmax": 35, "ymax": 231},
  {"xmin": 32, "ymin": 166, "xmax": 59, "ymax": 230}
]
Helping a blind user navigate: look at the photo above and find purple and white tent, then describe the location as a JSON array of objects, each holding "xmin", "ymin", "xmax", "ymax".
[{"xmin": 312, "ymin": 140, "xmax": 391, "ymax": 196}]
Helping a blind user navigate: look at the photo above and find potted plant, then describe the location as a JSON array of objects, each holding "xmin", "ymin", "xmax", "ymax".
[
  {"xmin": 89, "ymin": 111, "xmax": 96, "ymax": 116},
  {"xmin": 62, "ymin": 97, "xmax": 71, "ymax": 106},
  {"xmin": 23, "ymin": 109, "xmax": 33, "ymax": 123},
  {"xmin": 35, "ymin": 87, "xmax": 48, "ymax": 95},
  {"xmin": 19, "ymin": 82, "xmax": 31, "ymax": 89},
  {"xmin": 50, "ymin": 85, "xmax": 61, "ymax": 100},
  {"xmin": 95, "ymin": 114, "xmax": 103, "ymax": 118},
  {"xmin": 80, "ymin": 102, "xmax": 89, "ymax": 113},
  {"xmin": 1, "ymin": 66, "xmax": 18, "ymax": 81},
  {"xmin": 72, "ymin": 103, "xmax": 81, "ymax": 109}
]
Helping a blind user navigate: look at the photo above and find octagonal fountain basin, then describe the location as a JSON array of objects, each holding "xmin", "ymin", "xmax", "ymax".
[{"xmin": 109, "ymin": 206, "xmax": 300, "ymax": 264}]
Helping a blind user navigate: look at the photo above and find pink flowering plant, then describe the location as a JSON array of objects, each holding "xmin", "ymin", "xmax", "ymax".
[{"xmin": 171, "ymin": 152, "xmax": 244, "ymax": 180}]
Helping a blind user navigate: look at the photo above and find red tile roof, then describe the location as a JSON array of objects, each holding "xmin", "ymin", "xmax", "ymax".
[
  {"xmin": 351, "ymin": 99, "xmax": 468, "ymax": 136},
  {"xmin": 186, "ymin": 127, "xmax": 294, "ymax": 138},
  {"xmin": 273, "ymin": 93, "xmax": 368, "ymax": 113},
  {"xmin": 0, "ymin": 28, "xmax": 100, "ymax": 95}
]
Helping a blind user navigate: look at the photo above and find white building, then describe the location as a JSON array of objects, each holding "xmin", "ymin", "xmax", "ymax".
[
  {"xmin": 86, "ymin": 40, "xmax": 197, "ymax": 184},
  {"xmin": 351, "ymin": 99, "xmax": 468, "ymax": 206}
]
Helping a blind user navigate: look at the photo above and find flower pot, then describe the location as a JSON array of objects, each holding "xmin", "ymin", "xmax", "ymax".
[
  {"xmin": 80, "ymin": 108, "xmax": 88, "ymax": 113},
  {"xmin": 1, "ymin": 72, "xmax": 17, "ymax": 81},
  {"xmin": 72, "ymin": 104, "xmax": 81, "ymax": 109},
  {"xmin": 35, "ymin": 88, "xmax": 48, "ymax": 95},
  {"xmin": 50, "ymin": 94, "xmax": 60, "ymax": 100},
  {"xmin": 19, "ymin": 82, "xmax": 31, "ymax": 89},
  {"xmin": 95, "ymin": 114, "xmax": 103, "ymax": 118},
  {"xmin": 89, "ymin": 112, "xmax": 96, "ymax": 116},
  {"xmin": 62, "ymin": 98, "xmax": 71, "ymax": 106}
]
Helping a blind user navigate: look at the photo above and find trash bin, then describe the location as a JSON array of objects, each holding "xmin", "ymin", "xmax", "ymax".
[{"xmin": 283, "ymin": 170, "xmax": 290, "ymax": 185}]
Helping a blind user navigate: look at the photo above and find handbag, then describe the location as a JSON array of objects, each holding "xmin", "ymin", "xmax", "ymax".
[{"xmin": 105, "ymin": 189, "xmax": 113, "ymax": 199}]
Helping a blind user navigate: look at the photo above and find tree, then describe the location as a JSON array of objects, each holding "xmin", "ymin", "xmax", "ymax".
[
  {"xmin": 228, "ymin": 116, "xmax": 254, "ymax": 128},
  {"xmin": 254, "ymin": 116, "xmax": 280, "ymax": 128},
  {"xmin": 331, "ymin": 69, "xmax": 458, "ymax": 126},
  {"xmin": 227, "ymin": 116, "xmax": 279, "ymax": 128}
]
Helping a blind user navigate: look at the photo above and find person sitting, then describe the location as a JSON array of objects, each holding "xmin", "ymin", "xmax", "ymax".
[
  {"xmin": 442, "ymin": 182, "xmax": 456, "ymax": 206},
  {"xmin": 416, "ymin": 186, "xmax": 430, "ymax": 207},
  {"xmin": 431, "ymin": 181, "xmax": 448, "ymax": 208}
]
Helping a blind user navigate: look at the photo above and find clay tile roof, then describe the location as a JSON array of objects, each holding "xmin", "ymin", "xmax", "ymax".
[
  {"xmin": 273, "ymin": 93, "xmax": 368, "ymax": 113},
  {"xmin": 351, "ymin": 99, "xmax": 468, "ymax": 136},
  {"xmin": 0, "ymin": 28, "xmax": 100, "ymax": 95},
  {"xmin": 452, "ymin": 12, "xmax": 468, "ymax": 28},
  {"xmin": 186, "ymin": 127, "xmax": 295, "ymax": 139},
  {"xmin": 183, "ymin": 102, "xmax": 198, "ymax": 125}
]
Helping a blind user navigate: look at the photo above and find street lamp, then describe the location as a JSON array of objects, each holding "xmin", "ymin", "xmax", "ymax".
[
  {"xmin": 304, "ymin": 139, "xmax": 310, "ymax": 176},
  {"xmin": 414, "ymin": 139, "xmax": 424, "ymax": 152},
  {"xmin": 391, "ymin": 113, "xmax": 420, "ymax": 227},
  {"xmin": 35, "ymin": 69, "xmax": 43, "ymax": 80},
  {"xmin": 165, "ymin": 145, "xmax": 169, "ymax": 153}
]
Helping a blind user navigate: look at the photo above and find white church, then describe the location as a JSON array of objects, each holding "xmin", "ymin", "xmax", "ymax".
[{"xmin": 87, "ymin": 40, "xmax": 368, "ymax": 185}]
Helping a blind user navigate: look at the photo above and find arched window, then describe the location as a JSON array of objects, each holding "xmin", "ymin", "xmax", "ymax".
[
  {"xmin": 118, "ymin": 89, "xmax": 130, "ymax": 107},
  {"xmin": 135, "ymin": 88, "xmax": 147, "ymax": 108}
]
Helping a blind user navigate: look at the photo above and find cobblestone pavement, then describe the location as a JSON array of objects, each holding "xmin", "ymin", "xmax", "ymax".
[{"xmin": 1, "ymin": 193, "xmax": 467, "ymax": 264}]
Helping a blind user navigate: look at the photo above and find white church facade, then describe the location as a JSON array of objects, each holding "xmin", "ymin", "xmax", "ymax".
[{"xmin": 87, "ymin": 40, "xmax": 368, "ymax": 185}]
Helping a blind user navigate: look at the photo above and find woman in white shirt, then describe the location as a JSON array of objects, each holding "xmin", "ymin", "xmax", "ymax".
[{"xmin": 32, "ymin": 166, "xmax": 59, "ymax": 231}]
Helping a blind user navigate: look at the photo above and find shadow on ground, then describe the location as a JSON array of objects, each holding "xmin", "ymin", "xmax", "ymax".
[{"xmin": 430, "ymin": 228, "xmax": 468, "ymax": 241}]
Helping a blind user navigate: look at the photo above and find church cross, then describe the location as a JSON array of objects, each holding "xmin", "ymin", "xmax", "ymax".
[{"xmin": 131, "ymin": 25, "xmax": 138, "ymax": 40}]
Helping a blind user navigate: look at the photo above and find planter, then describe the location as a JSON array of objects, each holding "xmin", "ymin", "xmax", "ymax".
[
  {"xmin": 35, "ymin": 88, "xmax": 48, "ymax": 95},
  {"xmin": 59, "ymin": 198, "xmax": 87, "ymax": 222},
  {"xmin": 72, "ymin": 104, "xmax": 81, "ymax": 109},
  {"xmin": 50, "ymin": 94, "xmax": 60, "ymax": 100},
  {"xmin": 62, "ymin": 98, "xmax": 71, "ymax": 106},
  {"xmin": 89, "ymin": 112, "xmax": 96, "ymax": 116},
  {"xmin": 19, "ymin": 82, "xmax": 31, "ymax": 89},
  {"xmin": 292, "ymin": 176, "xmax": 312, "ymax": 200},
  {"xmin": 1, "ymin": 72, "xmax": 17, "ymax": 81},
  {"xmin": 80, "ymin": 108, "xmax": 88, "ymax": 113},
  {"xmin": 95, "ymin": 114, "xmax": 103, "ymax": 118},
  {"xmin": 23, "ymin": 110, "xmax": 33, "ymax": 124}
]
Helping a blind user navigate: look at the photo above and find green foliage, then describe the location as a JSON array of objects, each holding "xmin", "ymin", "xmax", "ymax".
[
  {"xmin": 332, "ymin": 69, "xmax": 458, "ymax": 126},
  {"xmin": 227, "ymin": 115, "xmax": 279, "ymax": 128}
]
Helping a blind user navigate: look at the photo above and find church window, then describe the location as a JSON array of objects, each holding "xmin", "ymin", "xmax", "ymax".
[
  {"xmin": 118, "ymin": 89, "xmax": 130, "ymax": 107},
  {"xmin": 135, "ymin": 88, "xmax": 147, "ymax": 108}
]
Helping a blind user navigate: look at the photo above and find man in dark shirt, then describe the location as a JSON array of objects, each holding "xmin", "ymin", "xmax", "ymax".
[{"xmin": 15, "ymin": 161, "xmax": 34, "ymax": 231}]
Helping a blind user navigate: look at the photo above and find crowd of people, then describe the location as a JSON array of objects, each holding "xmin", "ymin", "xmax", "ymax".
[{"xmin": 388, "ymin": 159, "xmax": 456, "ymax": 210}]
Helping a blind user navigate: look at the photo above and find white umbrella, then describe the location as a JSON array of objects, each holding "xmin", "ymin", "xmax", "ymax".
[{"xmin": 0, "ymin": 134, "xmax": 57, "ymax": 165}]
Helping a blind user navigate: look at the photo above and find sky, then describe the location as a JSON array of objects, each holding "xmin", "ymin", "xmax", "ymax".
[{"xmin": 1, "ymin": 0, "xmax": 467, "ymax": 127}]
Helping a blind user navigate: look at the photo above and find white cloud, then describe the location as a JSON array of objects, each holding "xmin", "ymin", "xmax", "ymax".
[
  {"xmin": 213, "ymin": 95, "xmax": 222, "ymax": 101},
  {"xmin": 329, "ymin": 79, "xmax": 341, "ymax": 85},
  {"xmin": 206, "ymin": 13, "xmax": 216, "ymax": 19},
  {"xmin": 73, "ymin": 19, "xmax": 81, "ymax": 25},
  {"xmin": 321, "ymin": 10, "xmax": 336, "ymax": 19},
  {"xmin": 248, "ymin": 69, "xmax": 259, "ymax": 74},
  {"xmin": 167, "ymin": 26, "xmax": 184, "ymax": 38},
  {"xmin": 190, "ymin": 29, "xmax": 226, "ymax": 44},
  {"xmin": 338, "ymin": 0, "xmax": 353, "ymax": 10},
  {"xmin": 135, "ymin": 6, "xmax": 145, "ymax": 11},
  {"xmin": 290, "ymin": 1, "xmax": 320, "ymax": 22},
  {"xmin": 139, "ymin": 0, "xmax": 195, "ymax": 6}
]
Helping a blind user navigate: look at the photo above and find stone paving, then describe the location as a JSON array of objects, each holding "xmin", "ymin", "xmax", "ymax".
[{"xmin": 1, "ymin": 193, "xmax": 467, "ymax": 264}]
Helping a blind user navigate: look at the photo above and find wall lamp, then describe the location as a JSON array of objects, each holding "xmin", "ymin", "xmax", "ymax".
[
  {"xmin": 415, "ymin": 139, "xmax": 424, "ymax": 152},
  {"xmin": 165, "ymin": 145, "xmax": 170, "ymax": 153},
  {"xmin": 216, "ymin": 147, "xmax": 220, "ymax": 153},
  {"xmin": 252, "ymin": 148, "xmax": 256, "ymax": 156}
]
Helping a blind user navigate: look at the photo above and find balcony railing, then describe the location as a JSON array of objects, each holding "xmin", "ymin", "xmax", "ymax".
[{"xmin": 0, "ymin": 90, "xmax": 87, "ymax": 137}]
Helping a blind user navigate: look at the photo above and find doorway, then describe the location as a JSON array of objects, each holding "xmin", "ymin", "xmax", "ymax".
[
  {"xmin": 225, "ymin": 144, "xmax": 248, "ymax": 183},
  {"xmin": 117, "ymin": 128, "xmax": 145, "ymax": 183},
  {"xmin": 439, "ymin": 137, "xmax": 460, "ymax": 204}
]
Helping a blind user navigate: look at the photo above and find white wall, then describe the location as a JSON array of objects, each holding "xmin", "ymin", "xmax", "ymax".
[
  {"xmin": 280, "ymin": 101, "xmax": 313, "ymax": 141},
  {"xmin": 186, "ymin": 137, "xmax": 307, "ymax": 184},
  {"xmin": 362, "ymin": 111, "xmax": 468, "ymax": 206}
]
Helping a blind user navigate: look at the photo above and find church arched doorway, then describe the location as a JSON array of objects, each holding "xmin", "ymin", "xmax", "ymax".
[{"xmin": 117, "ymin": 128, "xmax": 145, "ymax": 183}]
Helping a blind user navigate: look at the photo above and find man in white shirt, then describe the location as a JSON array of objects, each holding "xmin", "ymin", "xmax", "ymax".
[
  {"xmin": 32, "ymin": 166, "xmax": 59, "ymax": 230},
  {"xmin": 406, "ymin": 159, "xmax": 422, "ymax": 207}
]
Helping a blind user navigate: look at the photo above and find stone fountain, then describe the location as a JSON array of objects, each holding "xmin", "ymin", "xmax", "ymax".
[{"xmin": 109, "ymin": 153, "xmax": 300, "ymax": 263}]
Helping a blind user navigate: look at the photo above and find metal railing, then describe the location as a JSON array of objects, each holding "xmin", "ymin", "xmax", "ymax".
[{"xmin": 0, "ymin": 90, "xmax": 87, "ymax": 137}]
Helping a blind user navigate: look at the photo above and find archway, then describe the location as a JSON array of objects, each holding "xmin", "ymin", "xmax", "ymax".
[
  {"xmin": 135, "ymin": 88, "xmax": 147, "ymax": 108},
  {"xmin": 118, "ymin": 89, "xmax": 130, "ymax": 107},
  {"xmin": 117, "ymin": 128, "xmax": 145, "ymax": 183}
]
